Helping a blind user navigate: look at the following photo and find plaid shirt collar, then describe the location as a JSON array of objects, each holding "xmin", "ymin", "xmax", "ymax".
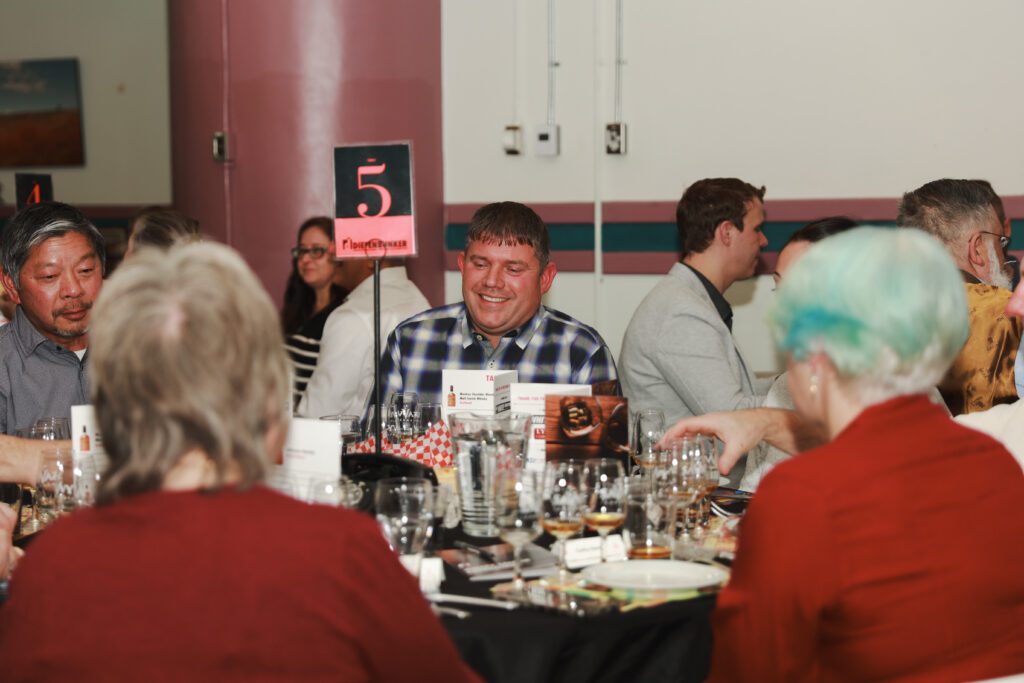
[{"xmin": 458, "ymin": 305, "xmax": 546, "ymax": 351}]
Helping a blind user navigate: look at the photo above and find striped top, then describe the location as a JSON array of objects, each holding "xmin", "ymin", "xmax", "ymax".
[{"xmin": 285, "ymin": 301, "xmax": 341, "ymax": 407}]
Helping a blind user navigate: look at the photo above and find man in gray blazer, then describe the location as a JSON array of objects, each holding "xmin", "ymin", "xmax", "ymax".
[{"xmin": 619, "ymin": 178, "xmax": 770, "ymax": 483}]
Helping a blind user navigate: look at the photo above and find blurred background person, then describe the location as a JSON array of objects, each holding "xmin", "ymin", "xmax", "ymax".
[
  {"xmin": 125, "ymin": 206, "xmax": 202, "ymax": 259},
  {"xmin": 281, "ymin": 216, "xmax": 346, "ymax": 407},
  {"xmin": 708, "ymin": 227, "xmax": 1024, "ymax": 681},
  {"xmin": 0, "ymin": 242, "xmax": 478, "ymax": 681}
]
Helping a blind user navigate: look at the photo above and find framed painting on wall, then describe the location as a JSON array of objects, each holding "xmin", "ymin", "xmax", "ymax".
[{"xmin": 0, "ymin": 58, "xmax": 85, "ymax": 167}]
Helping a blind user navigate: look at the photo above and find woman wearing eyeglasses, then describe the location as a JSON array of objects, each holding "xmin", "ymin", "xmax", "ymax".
[{"xmin": 281, "ymin": 216, "xmax": 346, "ymax": 407}]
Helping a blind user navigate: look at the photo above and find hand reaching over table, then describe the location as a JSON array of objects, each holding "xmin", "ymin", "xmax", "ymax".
[{"xmin": 660, "ymin": 408, "xmax": 827, "ymax": 475}]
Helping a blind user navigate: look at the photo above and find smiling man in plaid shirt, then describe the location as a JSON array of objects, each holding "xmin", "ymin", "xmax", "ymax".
[{"xmin": 368, "ymin": 201, "xmax": 618, "ymax": 413}]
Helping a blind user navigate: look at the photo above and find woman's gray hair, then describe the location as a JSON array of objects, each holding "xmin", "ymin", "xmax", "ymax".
[{"xmin": 90, "ymin": 242, "xmax": 289, "ymax": 504}]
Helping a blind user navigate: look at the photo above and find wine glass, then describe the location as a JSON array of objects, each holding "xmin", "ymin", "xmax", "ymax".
[
  {"xmin": 386, "ymin": 392, "xmax": 420, "ymax": 445},
  {"xmin": 541, "ymin": 460, "xmax": 585, "ymax": 584},
  {"xmin": 631, "ymin": 409, "xmax": 665, "ymax": 474},
  {"xmin": 494, "ymin": 468, "xmax": 542, "ymax": 596},
  {"xmin": 581, "ymin": 458, "xmax": 626, "ymax": 563},
  {"xmin": 374, "ymin": 477, "xmax": 434, "ymax": 579},
  {"xmin": 655, "ymin": 438, "xmax": 703, "ymax": 538}
]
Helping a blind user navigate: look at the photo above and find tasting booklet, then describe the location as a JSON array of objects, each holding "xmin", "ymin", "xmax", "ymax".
[
  {"xmin": 543, "ymin": 395, "xmax": 629, "ymax": 461},
  {"xmin": 71, "ymin": 404, "xmax": 109, "ymax": 471},
  {"xmin": 439, "ymin": 542, "xmax": 557, "ymax": 582},
  {"xmin": 271, "ymin": 417, "xmax": 341, "ymax": 500},
  {"xmin": 509, "ymin": 383, "xmax": 591, "ymax": 472}
]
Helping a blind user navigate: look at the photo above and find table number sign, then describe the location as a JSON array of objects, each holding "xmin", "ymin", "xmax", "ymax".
[
  {"xmin": 333, "ymin": 142, "xmax": 416, "ymax": 259},
  {"xmin": 15, "ymin": 173, "xmax": 53, "ymax": 209}
]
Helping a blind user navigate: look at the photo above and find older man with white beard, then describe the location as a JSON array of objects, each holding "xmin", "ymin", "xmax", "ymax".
[{"xmin": 897, "ymin": 179, "xmax": 1019, "ymax": 414}]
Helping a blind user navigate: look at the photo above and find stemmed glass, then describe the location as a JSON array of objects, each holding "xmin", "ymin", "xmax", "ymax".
[
  {"xmin": 540, "ymin": 460, "xmax": 585, "ymax": 584},
  {"xmin": 680, "ymin": 435, "xmax": 719, "ymax": 542},
  {"xmin": 494, "ymin": 468, "xmax": 542, "ymax": 596},
  {"xmin": 581, "ymin": 458, "xmax": 626, "ymax": 563},
  {"xmin": 631, "ymin": 409, "xmax": 665, "ymax": 474},
  {"xmin": 654, "ymin": 438, "xmax": 703, "ymax": 548},
  {"xmin": 374, "ymin": 477, "xmax": 434, "ymax": 578}
]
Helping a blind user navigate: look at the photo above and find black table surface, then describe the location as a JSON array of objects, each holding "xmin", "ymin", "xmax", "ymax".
[{"xmin": 434, "ymin": 527, "xmax": 716, "ymax": 683}]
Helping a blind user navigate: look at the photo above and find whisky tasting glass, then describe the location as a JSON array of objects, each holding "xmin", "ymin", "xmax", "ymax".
[{"xmin": 582, "ymin": 458, "xmax": 626, "ymax": 563}]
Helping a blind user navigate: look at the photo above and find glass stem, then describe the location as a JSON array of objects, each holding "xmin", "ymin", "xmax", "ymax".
[
  {"xmin": 557, "ymin": 536, "xmax": 568, "ymax": 576},
  {"xmin": 512, "ymin": 543, "xmax": 525, "ymax": 591},
  {"xmin": 598, "ymin": 531, "xmax": 608, "ymax": 563}
]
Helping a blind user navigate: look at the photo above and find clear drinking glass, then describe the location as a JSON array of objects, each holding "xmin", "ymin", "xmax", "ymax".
[
  {"xmin": 494, "ymin": 468, "xmax": 542, "ymax": 595},
  {"xmin": 581, "ymin": 458, "xmax": 626, "ymax": 563},
  {"xmin": 307, "ymin": 476, "xmax": 359, "ymax": 507},
  {"xmin": 655, "ymin": 438, "xmax": 703, "ymax": 537},
  {"xmin": 682, "ymin": 435, "xmax": 719, "ymax": 540},
  {"xmin": 631, "ymin": 409, "xmax": 666, "ymax": 473},
  {"xmin": 374, "ymin": 477, "xmax": 434, "ymax": 578},
  {"xmin": 418, "ymin": 402, "xmax": 443, "ymax": 437},
  {"xmin": 386, "ymin": 393, "xmax": 420, "ymax": 445},
  {"xmin": 541, "ymin": 460, "xmax": 585, "ymax": 584},
  {"xmin": 449, "ymin": 412, "xmax": 527, "ymax": 537},
  {"xmin": 319, "ymin": 414, "xmax": 362, "ymax": 460},
  {"xmin": 36, "ymin": 448, "xmax": 70, "ymax": 524},
  {"xmin": 623, "ymin": 478, "xmax": 678, "ymax": 560}
]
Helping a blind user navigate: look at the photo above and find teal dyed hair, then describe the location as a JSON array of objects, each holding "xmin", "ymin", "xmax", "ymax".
[{"xmin": 769, "ymin": 227, "xmax": 968, "ymax": 395}]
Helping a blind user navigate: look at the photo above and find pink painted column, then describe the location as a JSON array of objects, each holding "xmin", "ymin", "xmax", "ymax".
[{"xmin": 169, "ymin": 0, "xmax": 444, "ymax": 306}]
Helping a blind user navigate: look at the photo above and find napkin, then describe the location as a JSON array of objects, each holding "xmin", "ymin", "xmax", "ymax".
[{"xmin": 347, "ymin": 420, "xmax": 454, "ymax": 469}]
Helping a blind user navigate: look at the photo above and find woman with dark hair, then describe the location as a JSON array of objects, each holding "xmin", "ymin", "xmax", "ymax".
[{"xmin": 281, "ymin": 217, "xmax": 346, "ymax": 407}]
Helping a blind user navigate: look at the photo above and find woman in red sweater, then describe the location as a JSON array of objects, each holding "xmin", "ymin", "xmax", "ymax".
[
  {"xmin": 709, "ymin": 228, "xmax": 1024, "ymax": 682},
  {"xmin": 0, "ymin": 243, "xmax": 478, "ymax": 683}
]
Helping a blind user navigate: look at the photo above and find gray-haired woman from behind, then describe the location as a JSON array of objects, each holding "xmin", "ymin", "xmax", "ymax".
[{"xmin": 0, "ymin": 243, "xmax": 479, "ymax": 682}]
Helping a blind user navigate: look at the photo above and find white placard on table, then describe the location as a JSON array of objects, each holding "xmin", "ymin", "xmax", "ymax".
[
  {"xmin": 509, "ymin": 383, "xmax": 591, "ymax": 472},
  {"xmin": 272, "ymin": 417, "xmax": 342, "ymax": 500},
  {"xmin": 70, "ymin": 405, "xmax": 109, "ymax": 470},
  {"xmin": 563, "ymin": 534, "xmax": 628, "ymax": 569},
  {"xmin": 441, "ymin": 369, "xmax": 517, "ymax": 423}
]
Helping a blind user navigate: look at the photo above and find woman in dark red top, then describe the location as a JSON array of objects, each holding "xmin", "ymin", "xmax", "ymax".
[
  {"xmin": 0, "ymin": 243, "xmax": 478, "ymax": 683},
  {"xmin": 709, "ymin": 228, "xmax": 1024, "ymax": 682}
]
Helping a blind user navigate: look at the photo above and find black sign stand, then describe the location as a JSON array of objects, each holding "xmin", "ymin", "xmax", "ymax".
[{"xmin": 372, "ymin": 259, "xmax": 383, "ymax": 457}]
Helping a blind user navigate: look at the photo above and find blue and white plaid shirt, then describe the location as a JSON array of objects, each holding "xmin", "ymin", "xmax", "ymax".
[{"xmin": 367, "ymin": 302, "xmax": 618, "ymax": 414}]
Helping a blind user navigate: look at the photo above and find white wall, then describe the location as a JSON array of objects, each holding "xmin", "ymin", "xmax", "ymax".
[
  {"xmin": 0, "ymin": 0, "xmax": 171, "ymax": 205},
  {"xmin": 442, "ymin": 0, "xmax": 1024, "ymax": 374}
]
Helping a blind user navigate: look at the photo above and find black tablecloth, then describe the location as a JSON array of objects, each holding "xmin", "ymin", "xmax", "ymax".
[{"xmin": 435, "ymin": 528, "xmax": 716, "ymax": 683}]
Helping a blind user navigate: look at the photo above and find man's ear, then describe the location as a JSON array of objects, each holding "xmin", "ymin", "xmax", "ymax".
[
  {"xmin": 457, "ymin": 251, "xmax": 466, "ymax": 275},
  {"xmin": 716, "ymin": 220, "xmax": 735, "ymax": 247},
  {"xmin": 966, "ymin": 232, "xmax": 988, "ymax": 273},
  {"xmin": 539, "ymin": 261, "xmax": 557, "ymax": 295},
  {"xmin": 0, "ymin": 272, "xmax": 20, "ymax": 306}
]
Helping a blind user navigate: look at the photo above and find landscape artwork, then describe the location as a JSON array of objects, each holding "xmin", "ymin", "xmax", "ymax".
[{"xmin": 0, "ymin": 58, "xmax": 85, "ymax": 167}]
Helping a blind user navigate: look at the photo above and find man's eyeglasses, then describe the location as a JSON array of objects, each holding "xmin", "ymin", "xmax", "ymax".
[
  {"xmin": 291, "ymin": 246, "xmax": 330, "ymax": 260},
  {"xmin": 978, "ymin": 231, "xmax": 1010, "ymax": 251}
]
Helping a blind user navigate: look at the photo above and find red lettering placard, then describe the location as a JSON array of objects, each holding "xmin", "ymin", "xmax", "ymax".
[{"xmin": 333, "ymin": 143, "xmax": 416, "ymax": 259}]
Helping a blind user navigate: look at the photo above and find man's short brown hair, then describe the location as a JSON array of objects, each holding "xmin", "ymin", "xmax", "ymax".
[
  {"xmin": 466, "ymin": 202, "xmax": 550, "ymax": 269},
  {"xmin": 676, "ymin": 178, "xmax": 766, "ymax": 257}
]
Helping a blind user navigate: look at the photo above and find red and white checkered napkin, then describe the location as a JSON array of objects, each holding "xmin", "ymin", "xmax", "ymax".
[{"xmin": 347, "ymin": 421, "xmax": 453, "ymax": 469}]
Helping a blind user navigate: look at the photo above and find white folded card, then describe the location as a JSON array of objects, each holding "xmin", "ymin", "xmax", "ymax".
[
  {"xmin": 71, "ymin": 404, "xmax": 109, "ymax": 471},
  {"xmin": 563, "ymin": 534, "xmax": 627, "ymax": 569},
  {"xmin": 271, "ymin": 417, "xmax": 341, "ymax": 500},
  {"xmin": 508, "ymin": 383, "xmax": 591, "ymax": 472}
]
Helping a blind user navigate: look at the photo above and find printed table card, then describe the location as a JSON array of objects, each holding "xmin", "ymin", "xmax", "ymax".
[
  {"xmin": 509, "ymin": 383, "xmax": 591, "ymax": 472},
  {"xmin": 441, "ymin": 369, "xmax": 516, "ymax": 423},
  {"xmin": 273, "ymin": 417, "xmax": 342, "ymax": 500}
]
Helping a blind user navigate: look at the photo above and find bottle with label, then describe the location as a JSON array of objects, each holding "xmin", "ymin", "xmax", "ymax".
[
  {"xmin": 79, "ymin": 425, "xmax": 90, "ymax": 453},
  {"xmin": 447, "ymin": 385, "xmax": 456, "ymax": 408}
]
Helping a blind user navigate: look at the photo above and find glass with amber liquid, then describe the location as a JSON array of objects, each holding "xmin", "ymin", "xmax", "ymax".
[
  {"xmin": 541, "ymin": 460, "xmax": 585, "ymax": 584},
  {"xmin": 623, "ymin": 478, "xmax": 677, "ymax": 560},
  {"xmin": 582, "ymin": 458, "xmax": 626, "ymax": 563}
]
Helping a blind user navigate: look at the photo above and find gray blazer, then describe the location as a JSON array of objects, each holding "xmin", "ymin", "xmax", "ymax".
[{"xmin": 619, "ymin": 263, "xmax": 767, "ymax": 484}]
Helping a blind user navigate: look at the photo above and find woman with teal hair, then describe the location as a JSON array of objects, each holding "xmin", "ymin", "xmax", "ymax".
[{"xmin": 706, "ymin": 228, "xmax": 1024, "ymax": 682}]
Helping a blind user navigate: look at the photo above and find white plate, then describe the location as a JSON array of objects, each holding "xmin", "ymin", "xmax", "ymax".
[{"xmin": 582, "ymin": 560, "xmax": 727, "ymax": 591}]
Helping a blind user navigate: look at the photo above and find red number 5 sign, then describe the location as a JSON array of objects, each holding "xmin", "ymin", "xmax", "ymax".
[{"xmin": 333, "ymin": 142, "xmax": 416, "ymax": 259}]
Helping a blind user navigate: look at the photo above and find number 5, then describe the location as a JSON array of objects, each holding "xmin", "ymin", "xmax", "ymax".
[{"xmin": 356, "ymin": 163, "xmax": 392, "ymax": 218}]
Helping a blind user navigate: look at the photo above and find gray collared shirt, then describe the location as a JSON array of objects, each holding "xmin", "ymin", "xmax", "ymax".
[{"xmin": 0, "ymin": 307, "xmax": 89, "ymax": 435}]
